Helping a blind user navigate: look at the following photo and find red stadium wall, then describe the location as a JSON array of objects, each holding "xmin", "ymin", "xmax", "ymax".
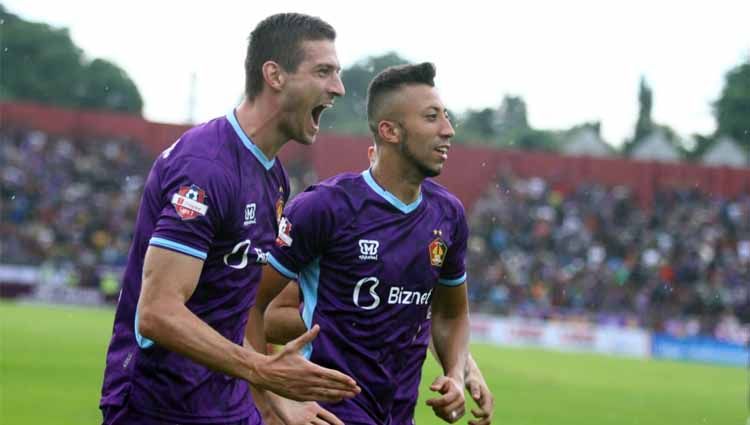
[{"xmin": 3, "ymin": 101, "xmax": 749, "ymax": 209}]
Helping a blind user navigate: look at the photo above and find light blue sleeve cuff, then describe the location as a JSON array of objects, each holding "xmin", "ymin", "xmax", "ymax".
[
  {"xmin": 149, "ymin": 237, "xmax": 207, "ymax": 260},
  {"xmin": 134, "ymin": 307, "xmax": 155, "ymax": 349},
  {"xmin": 438, "ymin": 272, "xmax": 467, "ymax": 286},
  {"xmin": 268, "ymin": 253, "xmax": 298, "ymax": 280}
]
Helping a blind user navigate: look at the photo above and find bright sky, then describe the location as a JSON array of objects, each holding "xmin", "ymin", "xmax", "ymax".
[{"xmin": 5, "ymin": 0, "xmax": 750, "ymax": 146}]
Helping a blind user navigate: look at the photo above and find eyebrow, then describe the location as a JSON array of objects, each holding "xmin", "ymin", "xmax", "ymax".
[
  {"xmin": 315, "ymin": 63, "xmax": 342, "ymax": 73},
  {"xmin": 424, "ymin": 106, "xmax": 450, "ymax": 115}
]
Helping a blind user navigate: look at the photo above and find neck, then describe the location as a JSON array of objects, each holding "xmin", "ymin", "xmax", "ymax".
[
  {"xmin": 233, "ymin": 97, "xmax": 288, "ymax": 159},
  {"xmin": 370, "ymin": 148, "xmax": 424, "ymax": 205}
]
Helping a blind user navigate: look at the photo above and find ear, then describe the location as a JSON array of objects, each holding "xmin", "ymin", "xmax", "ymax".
[
  {"xmin": 377, "ymin": 120, "xmax": 401, "ymax": 145},
  {"xmin": 262, "ymin": 61, "xmax": 285, "ymax": 92}
]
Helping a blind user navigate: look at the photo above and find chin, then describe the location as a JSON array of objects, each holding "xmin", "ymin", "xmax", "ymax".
[
  {"xmin": 292, "ymin": 133, "xmax": 316, "ymax": 146},
  {"xmin": 421, "ymin": 166, "xmax": 442, "ymax": 178}
]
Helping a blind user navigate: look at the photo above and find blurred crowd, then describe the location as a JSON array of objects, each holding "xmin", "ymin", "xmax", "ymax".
[
  {"xmin": 468, "ymin": 173, "xmax": 750, "ymax": 344},
  {"xmin": 2, "ymin": 129, "xmax": 748, "ymax": 343},
  {"xmin": 1, "ymin": 128, "xmax": 151, "ymax": 287}
]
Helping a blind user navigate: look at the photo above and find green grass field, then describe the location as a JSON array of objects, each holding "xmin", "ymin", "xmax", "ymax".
[{"xmin": 1, "ymin": 302, "xmax": 746, "ymax": 425}]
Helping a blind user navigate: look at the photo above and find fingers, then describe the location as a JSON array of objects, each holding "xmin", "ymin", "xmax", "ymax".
[
  {"xmin": 316, "ymin": 406, "xmax": 344, "ymax": 425},
  {"xmin": 435, "ymin": 406, "xmax": 465, "ymax": 423},
  {"xmin": 467, "ymin": 381, "xmax": 482, "ymax": 401},
  {"xmin": 471, "ymin": 407, "xmax": 490, "ymax": 419},
  {"xmin": 468, "ymin": 417, "xmax": 491, "ymax": 425},
  {"xmin": 287, "ymin": 324, "xmax": 320, "ymax": 351},
  {"xmin": 425, "ymin": 389, "xmax": 460, "ymax": 408},
  {"xmin": 429, "ymin": 375, "xmax": 449, "ymax": 392},
  {"xmin": 308, "ymin": 364, "xmax": 361, "ymax": 394}
]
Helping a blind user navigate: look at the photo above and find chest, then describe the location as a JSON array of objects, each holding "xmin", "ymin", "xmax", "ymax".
[{"xmin": 324, "ymin": 208, "xmax": 456, "ymax": 289}]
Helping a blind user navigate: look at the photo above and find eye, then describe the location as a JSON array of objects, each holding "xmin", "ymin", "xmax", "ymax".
[{"xmin": 426, "ymin": 114, "xmax": 438, "ymax": 121}]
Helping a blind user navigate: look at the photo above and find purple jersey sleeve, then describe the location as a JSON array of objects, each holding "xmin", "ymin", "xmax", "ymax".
[
  {"xmin": 438, "ymin": 204, "xmax": 468, "ymax": 286},
  {"xmin": 150, "ymin": 156, "xmax": 233, "ymax": 260},
  {"xmin": 268, "ymin": 187, "xmax": 333, "ymax": 279}
]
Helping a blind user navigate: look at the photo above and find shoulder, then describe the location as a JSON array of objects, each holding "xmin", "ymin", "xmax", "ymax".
[
  {"xmin": 156, "ymin": 117, "xmax": 236, "ymax": 183},
  {"xmin": 287, "ymin": 172, "xmax": 363, "ymax": 215},
  {"xmin": 159, "ymin": 116, "xmax": 232, "ymax": 165},
  {"xmin": 422, "ymin": 179, "xmax": 466, "ymax": 218}
]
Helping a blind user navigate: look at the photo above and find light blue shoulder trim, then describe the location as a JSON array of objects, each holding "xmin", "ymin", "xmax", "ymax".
[
  {"xmin": 439, "ymin": 273, "xmax": 467, "ymax": 286},
  {"xmin": 149, "ymin": 237, "xmax": 207, "ymax": 260},
  {"xmin": 298, "ymin": 258, "xmax": 321, "ymax": 359},
  {"xmin": 361, "ymin": 169, "xmax": 422, "ymax": 214},
  {"xmin": 268, "ymin": 254, "xmax": 299, "ymax": 280},
  {"xmin": 226, "ymin": 109, "xmax": 276, "ymax": 170}
]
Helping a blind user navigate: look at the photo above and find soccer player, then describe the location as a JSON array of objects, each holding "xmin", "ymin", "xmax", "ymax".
[
  {"xmin": 247, "ymin": 62, "xmax": 472, "ymax": 424},
  {"xmin": 262, "ymin": 144, "xmax": 494, "ymax": 425},
  {"xmin": 99, "ymin": 13, "xmax": 360, "ymax": 425}
]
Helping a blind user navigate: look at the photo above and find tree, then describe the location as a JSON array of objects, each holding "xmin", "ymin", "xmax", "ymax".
[
  {"xmin": 715, "ymin": 57, "xmax": 750, "ymax": 147},
  {"xmin": 0, "ymin": 6, "xmax": 143, "ymax": 114},
  {"xmin": 323, "ymin": 52, "xmax": 411, "ymax": 134},
  {"xmin": 622, "ymin": 76, "xmax": 655, "ymax": 154},
  {"xmin": 78, "ymin": 59, "xmax": 143, "ymax": 113},
  {"xmin": 634, "ymin": 76, "xmax": 653, "ymax": 142}
]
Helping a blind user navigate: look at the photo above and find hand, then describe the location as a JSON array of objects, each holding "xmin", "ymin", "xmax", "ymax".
[
  {"xmin": 425, "ymin": 376, "xmax": 465, "ymax": 423},
  {"xmin": 253, "ymin": 325, "xmax": 360, "ymax": 402},
  {"xmin": 276, "ymin": 399, "xmax": 345, "ymax": 425},
  {"xmin": 465, "ymin": 362, "xmax": 494, "ymax": 425}
]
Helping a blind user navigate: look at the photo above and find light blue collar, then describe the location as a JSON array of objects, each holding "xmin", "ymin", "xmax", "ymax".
[
  {"xmin": 361, "ymin": 169, "xmax": 422, "ymax": 214},
  {"xmin": 226, "ymin": 110, "xmax": 275, "ymax": 170}
]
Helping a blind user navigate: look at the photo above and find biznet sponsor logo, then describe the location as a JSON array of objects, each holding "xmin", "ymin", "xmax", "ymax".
[{"xmin": 352, "ymin": 277, "xmax": 432, "ymax": 310}]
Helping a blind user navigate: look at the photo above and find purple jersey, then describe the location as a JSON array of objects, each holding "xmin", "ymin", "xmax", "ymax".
[
  {"xmin": 390, "ymin": 318, "xmax": 431, "ymax": 425},
  {"xmin": 269, "ymin": 170, "xmax": 468, "ymax": 425},
  {"xmin": 100, "ymin": 111, "xmax": 289, "ymax": 424}
]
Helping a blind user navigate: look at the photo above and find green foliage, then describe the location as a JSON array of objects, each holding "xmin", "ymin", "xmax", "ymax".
[
  {"xmin": 78, "ymin": 59, "xmax": 143, "ymax": 113},
  {"xmin": 323, "ymin": 52, "xmax": 411, "ymax": 135},
  {"xmin": 715, "ymin": 57, "xmax": 750, "ymax": 147},
  {"xmin": 0, "ymin": 6, "xmax": 143, "ymax": 114},
  {"xmin": 635, "ymin": 76, "xmax": 654, "ymax": 142}
]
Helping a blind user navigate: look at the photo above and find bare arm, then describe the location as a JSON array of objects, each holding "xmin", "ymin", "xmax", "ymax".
[
  {"xmin": 138, "ymin": 246, "xmax": 358, "ymax": 407},
  {"xmin": 426, "ymin": 283, "xmax": 470, "ymax": 423},
  {"xmin": 137, "ymin": 246, "xmax": 264, "ymax": 382},
  {"xmin": 264, "ymin": 281, "xmax": 307, "ymax": 344}
]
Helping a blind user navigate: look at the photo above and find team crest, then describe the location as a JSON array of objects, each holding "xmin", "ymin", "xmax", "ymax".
[
  {"xmin": 275, "ymin": 197, "xmax": 284, "ymax": 225},
  {"xmin": 171, "ymin": 184, "xmax": 208, "ymax": 220},
  {"xmin": 429, "ymin": 229, "xmax": 447, "ymax": 267}
]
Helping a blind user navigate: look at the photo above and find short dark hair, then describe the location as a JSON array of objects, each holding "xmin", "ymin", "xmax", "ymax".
[
  {"xmin": 366, "ymin": 62, "xmax": 436, "ymax": 135},
  {"xmin": 245, "ymin": 13, "xmax": 336, "ymax": 100}
]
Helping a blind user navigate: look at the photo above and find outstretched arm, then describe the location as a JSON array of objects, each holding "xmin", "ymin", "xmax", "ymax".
[{"xmin": 137, "ymin": 246, "xmax": 267, "ymax": 382}]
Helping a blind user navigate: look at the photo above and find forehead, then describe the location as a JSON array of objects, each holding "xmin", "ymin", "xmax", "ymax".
[
  {"xmin": 395, "ymin": 84, "xmax": 446, "ymax": 114},
  {"xmin": 298, "ymin": 39, "xmax": 340, "ymax": 69}
]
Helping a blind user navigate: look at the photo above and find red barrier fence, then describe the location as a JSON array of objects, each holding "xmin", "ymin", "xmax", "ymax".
[{"xmin": 3, "ymin": 101, "xmax": 748, "ymax": 209}]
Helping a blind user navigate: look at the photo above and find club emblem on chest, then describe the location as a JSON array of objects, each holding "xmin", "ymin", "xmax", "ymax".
[{"xmin": 429, "ymin": 229, "xmax": 447, "ymax": 267}]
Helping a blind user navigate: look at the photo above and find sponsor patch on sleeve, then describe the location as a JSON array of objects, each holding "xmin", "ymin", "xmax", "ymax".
[
  {"xmin": 276, "ymin": 216, "xmax": 293, "ymax": 247},
  {"xmin": 171, "ymin": 184, "xmax": 209, "ymax": 220}
]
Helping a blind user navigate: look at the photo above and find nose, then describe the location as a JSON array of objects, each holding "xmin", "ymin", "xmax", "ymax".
[
  {"xmin": 441, "ymin": 116, "xmax": 455, "ymax": 139},
  {"xmin": 329, "ymin": 72, "xmax": 345, "ymax": 98}
]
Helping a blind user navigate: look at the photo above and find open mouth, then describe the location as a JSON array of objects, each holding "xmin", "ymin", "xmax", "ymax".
[{"xmin": 311, "ymin": 103, "xmax": 332, "ymax": 128}]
